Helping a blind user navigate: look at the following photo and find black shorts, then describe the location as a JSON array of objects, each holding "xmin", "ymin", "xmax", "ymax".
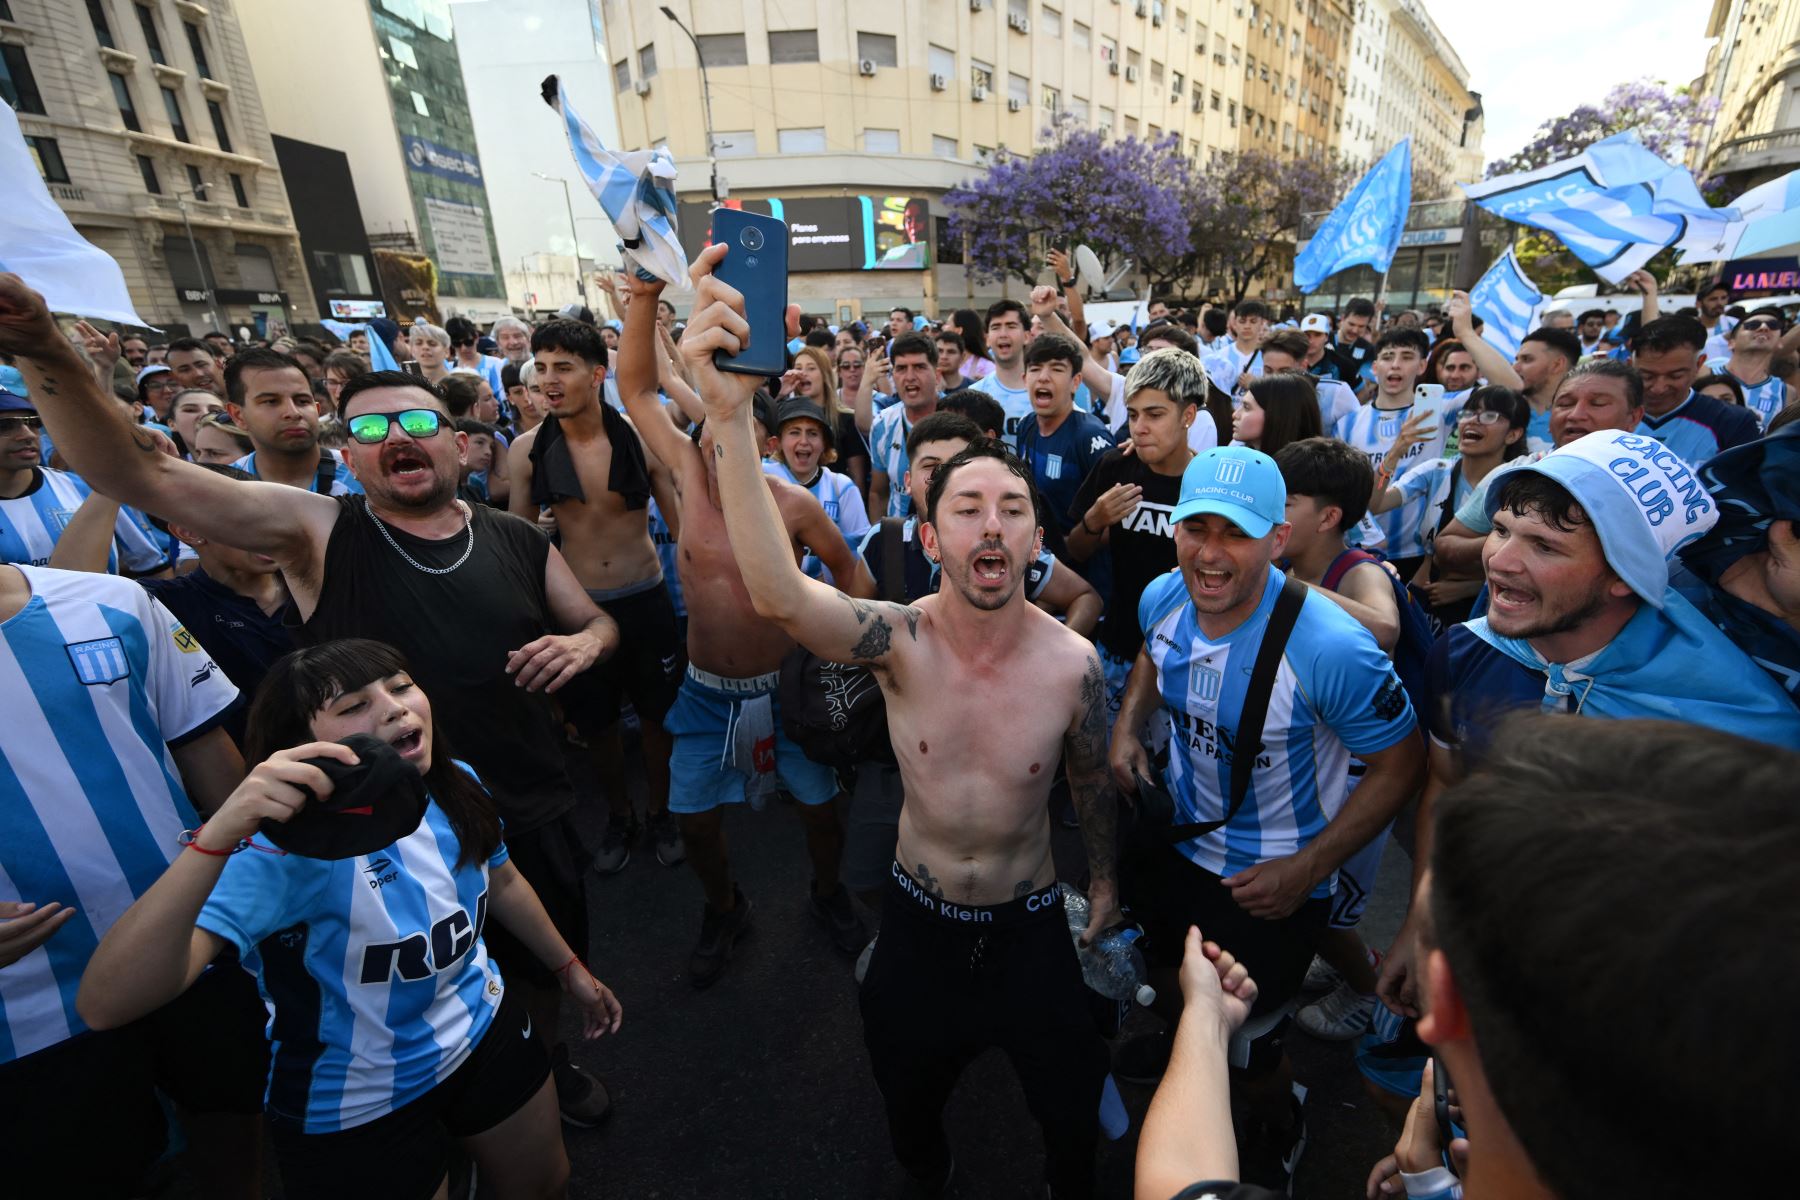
[
  {"xmin": 483, "ymin": 811, "xmax": 589, "ymax": 991},
  {"xmin": 268, "ymin": 987, "xmax": 549, "ymax": 1200},
  {"xmin": 1128, "ymin": 845, "xmax": 1331, "ymax": 1018},
  {"xmin": 566, "ymin": 577, "xmax": 683, "ymax": 731}
]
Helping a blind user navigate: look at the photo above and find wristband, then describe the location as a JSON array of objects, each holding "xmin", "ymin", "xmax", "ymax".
[
  {"xmin": 1059, "ymin": 275, "xmax": 1078, "ymax": 290},
  {"xmin": 555, "ymin": 953, "xmax": 584, "ymax": 977},
  {"xmin": 178, "ymin": 825, "xmax": 286, "ymax": 858},
  {"xmin": 1080, "ymin": 514, "xmax": 1099, "ymax": 535}
]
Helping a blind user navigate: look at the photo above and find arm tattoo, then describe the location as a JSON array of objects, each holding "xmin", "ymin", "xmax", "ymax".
[
  {"xmin": 129, "ymin": 426, "xmax": 160, "ymax": 456},
  {"xmin": 836, "ymin": 592, "xmax": 922, "ymax": 662},
  {"xmin": 1064, "ymin": 654, "xmax": 1117, "ymax": 891}
]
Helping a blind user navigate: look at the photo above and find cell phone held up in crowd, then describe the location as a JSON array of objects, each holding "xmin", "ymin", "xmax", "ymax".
[
  {"xmin": 709, "ymin": 208, "xmax": 789, "ymax": 378},
  {"xmin": 402, "ymin": 359, "xmax": 424, "ymax": 379}
]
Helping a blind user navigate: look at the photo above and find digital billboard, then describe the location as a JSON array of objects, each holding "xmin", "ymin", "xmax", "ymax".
[{"xmin": 678, "ymin": 196, "xmax": 930, "ymax": 272}]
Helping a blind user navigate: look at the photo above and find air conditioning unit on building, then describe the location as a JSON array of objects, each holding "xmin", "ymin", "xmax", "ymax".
[
  {"xmin": 1125, "ymin": 64, "xmax": 1139, "ymax": 81},
  {"xmin": 1108, "ymin": 60, "xmax": 1120, "ymax": 74},
  {"xmin": 1152, "ymin": 11, "xmax": 1163, "ymax": 24},
  {"xmin": 859, "ymin": 58, "xmax": 878, "ymax": 76},
  {"xmin": 972, "ymin": 83, "xmax": 990, "ymax": 100},
  {"xmin": 633, "ymin": 78, "xmax": 651, "ymax": 96},
  {"xmin": 1007, "ymin": 12, "xmax": 1030, "ymax": 31},
  {"xmin": 1135, "ymin": 1, "xmax": 1148, "ymax": 15},
  {"xmin": 930, "ymin": 72, "xmax": 948, "ymax": 90},
  {"xmin": 970, "ymin": 0, "xmax": 986, "ymax": 11},
  {"xmin": 1007, "ymin": 97, "xmax": 1023, "ymax": 111}
]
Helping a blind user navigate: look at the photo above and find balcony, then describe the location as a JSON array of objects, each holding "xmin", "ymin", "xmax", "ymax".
[{"xmin": 1708, "ymin": 128, "xmax": 1800, "ymax": 181}]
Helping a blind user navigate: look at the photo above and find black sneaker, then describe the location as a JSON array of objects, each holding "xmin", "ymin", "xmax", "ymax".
[
  {"xmin": 551, "ymin": 1044, "xmax": 613, "ymax": 1128},
  {"xmin": 688, "ymin": 886, "xmax": 752, "ymax": 989},
  {"xmin": 1239, "ymin": 1084, "xmax": 1308, "ymax": 1196},
  {"xmin": 592, "ymin": 815, "xmax": 638, "ymax": 876},
  {"xmin": 646, "ymin": 810, "xmax": 685, "ymax": 867},
  {"xmin": 1111, "ymin": 1029, "xmax": 1172, "ymax": 1085},
  {"xmin": 809, "ymin": 880, "xmax": 867, "ymax": 956}
]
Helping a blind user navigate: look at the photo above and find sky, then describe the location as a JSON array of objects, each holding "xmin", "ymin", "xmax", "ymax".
[{"xmin": 1432, "ymin": 1, "xmax": 1716, "ymax": 170}]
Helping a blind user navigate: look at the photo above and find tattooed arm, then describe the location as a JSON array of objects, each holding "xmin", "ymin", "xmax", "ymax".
[{"xmin": 1065, "ymin": 647, "xmax": 1121, "ymax": 945}]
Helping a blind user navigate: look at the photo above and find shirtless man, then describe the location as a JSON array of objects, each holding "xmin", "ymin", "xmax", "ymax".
[
  {"xmin": 616, "ymin": 272, "xmax": 877, "ymax": 988},
  {"xmin": 681, "ymin": 243, "xmax": 1117, "ymax": 1197},
  {"xmin": 510, "ymin": 318, "xmax": 685, "ymax": 872}
]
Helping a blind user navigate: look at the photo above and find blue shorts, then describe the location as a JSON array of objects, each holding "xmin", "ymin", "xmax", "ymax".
[{"xmin": 663, "ymin": 666, "xmax": 840, "ymax": 814}]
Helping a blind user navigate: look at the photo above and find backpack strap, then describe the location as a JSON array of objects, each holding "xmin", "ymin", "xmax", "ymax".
[
  {"xmin": 1322, "ymin": 548, "xmax": 1380, "ymax": 594},
  {"xmin": 1431, "ymin": 459, "xmax": 1463, "ymax": 549},
  {"xmin": 1162, "ymin": 576, "xmax": 1309, "ymax": 843},
  {"xmin": 313, "ymin": 452, "xmax": 337, "ymax": 496},
  {"xmin": 880, "ymin": 516, "xmax": 909, "ymax": 604}
]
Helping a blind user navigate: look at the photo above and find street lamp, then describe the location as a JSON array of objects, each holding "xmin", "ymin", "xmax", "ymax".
[
  {"xmin": 532, "ymin": 171, "xmax": 589, "ymax": 303},
  {"xmin": 659, "ymin": 4, "xmax": 721, "ymax": 201},
  {"xmin": 171, "ymin": 187, "xmax": 224, "ymax": 335}
]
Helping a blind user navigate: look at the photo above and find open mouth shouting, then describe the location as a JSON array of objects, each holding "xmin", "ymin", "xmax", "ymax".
[
  {"xmin": 383, "ymin": 446, "xmax": 433, "ymax": 481},
  {"xmin": 1188, "ymin": 562, "xmax": 1233, "ymax": 598},
  {"xmin": 1029, "ymin": 382, "xmax": 1058, "ymax": 412},
  {"xmin": 970, "ymin": 544, "xmax": 1010, "ymax": 585},
  {"xmin": 387, "ymin": 723, "xmax": 427, "ymax": 761}
]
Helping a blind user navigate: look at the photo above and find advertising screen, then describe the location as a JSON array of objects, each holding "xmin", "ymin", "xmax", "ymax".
[{"xmin": 678, "ymin": 196, "xmax": 930, "ymax": 272}]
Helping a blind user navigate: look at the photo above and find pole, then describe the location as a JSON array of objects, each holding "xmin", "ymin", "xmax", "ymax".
[
  {"xmin": 660, "ymin": 6, "xmax": 720, "ymax": 201},
  {"xmin": 534, "ymin": 173, "xmax": 588, "ymax": 304},
  {"xmin": 174, "ymin": 194, "xmax": 223, "ymax": 334}
]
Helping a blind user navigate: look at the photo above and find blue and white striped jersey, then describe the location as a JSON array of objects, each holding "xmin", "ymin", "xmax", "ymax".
[
  {"xmin": 0, "ymin": 467, "xmax": 168, "ymax": 573},
  {"xmin": 1139, "ymin": 565, "xmax": 1417, "ymax": 892},
  {"xmin": 1387, "ymin": 457, "xmax": 1474, "ymax": 558},
  {"xmin": 232, "ymin": 449, "xmax": 365, "ymax": 495},
  {"xmin": 196, "ymin": 795, "xmax": 509, "ymax": 1133},
  {"xmin": 1709, "ymin": 362, "xmax": 1789, "ymax": 432},
  {"xmin": 1333, "ymin": 402, "xmax": 1456, "ymax": 559},
  {"xmin": 763, "ymin": 460, "xmax": 870, "ymax": 584},
  {"xmin": 968, "ymin": 374, "xmax": 1031, "ymax": 449},
  {"xmin": 869, "ymin": 405, "xmax": 917, "ymax": 517},
  {"xmin": 0, "ymin": 565, "xmax": 238, "ymax": 1063}
]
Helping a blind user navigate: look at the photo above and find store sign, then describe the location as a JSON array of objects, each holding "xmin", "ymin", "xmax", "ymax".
[
  {"xmin": 1725, "ymin": 256, "xmax": 1800, "ymax": 293},
  {"xmin": 330, "ymin": 298, "xmax": 389, "ymax": 319},
  {"xmin": 678, "ymin": 195, "xmax": 931, "ymax": 272},
  {"xmin": 176, "ymin": 288, "xmax": 289, "ymax": 306},
  {"xmin": 423, "ymin": 197, "xmax": 496, "ymax": 277},
  {"xmin": 403, "ymin": 135, "xmax": 484, "ymax": 185}
]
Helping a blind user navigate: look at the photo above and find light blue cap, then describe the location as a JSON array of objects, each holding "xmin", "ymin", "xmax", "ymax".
[
  {"xmin": 1171, "ymin": 446, "xmax": 1286, "ymax": 537},
  {"xmin": 0, "ymin": 364, "xmax": 28, "ymax": 404}
]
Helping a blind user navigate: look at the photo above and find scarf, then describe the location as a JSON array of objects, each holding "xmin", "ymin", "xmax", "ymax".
[
  {"xmin": 1466, "ymin": 589, "xmax": 1800, "ymax": 749},
  {"xmin": 527, "ymin": 405, "xmax": 650, "ymax": 511}
]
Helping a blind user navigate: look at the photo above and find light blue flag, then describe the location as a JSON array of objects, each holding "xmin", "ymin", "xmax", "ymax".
[
  {"xmin": 541, "ymin": 74, "xmax": 686, "ymax": 286},
  {"xmin": 1464, "ymin": 132, "xmax": 1729, "ymax": 285},
  {"xmin": 1677, "ymin": 168, "xmax": 1800, "ymax": 262},
  {"xmin": 0, "ymin": 99, "xmax": 153, "ymax": 326},
  {"xmin": 1294, "ymin": 139, "xmax": 1412, "ymax": 294},
  {"xmin": 361, "ymin": 324, "xmax": 400, "ymax": 372},
  {"xmin": 1466, "ymin": 246, "xmax": 1545, "ymax": 359}
]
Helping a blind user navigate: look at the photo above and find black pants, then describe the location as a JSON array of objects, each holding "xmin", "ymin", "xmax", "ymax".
[{"xmin": 858, "ymin": 864, "xmax": 1108, "ymax": 1197}]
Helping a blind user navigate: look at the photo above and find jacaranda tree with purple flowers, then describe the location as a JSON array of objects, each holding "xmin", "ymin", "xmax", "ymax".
[{"xmin": 1171, "ymin": 148, "xmax": 1351, "ymax": 303}]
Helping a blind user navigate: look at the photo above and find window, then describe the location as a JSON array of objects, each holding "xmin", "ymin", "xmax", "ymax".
[
  {"xmin": 1124, "ymin": 115, "xmax": 1139, "ymax": 137},
  {"xmin": 0, "ymin": 44, "xmax": 43, "ymax": 114},
  {"xmin": 184, "ymin": 21, "xmax": 212, "ymax": 78},
  {"xmin": 87, "ymin": 0, "xmax": 115, "ymax": 48},
  {"xmin": 389, "ymin": 36, "xmax": 417, "ymax": 69},
  {"xmin": 613, "ymin": 58, "xmax": 630, "ymax": 91},
  {"xmin": 206, "ymin": 99, "xmax": 232, "ymax": 153},
  {"xmin": 929, "ymin": 44, "xmax": 955, "ymax": 79},
  {"xmin": 1210, "ymin": 89, "xmax": 1221, "ymax": 110},
  {"xmin": 1127, "ymin": 48, "xmax": 1141, "ymax": 69},
  {"xmin": 1230, "ymin": 43, "xmax": 1240, "ymax": 64},
  {"xmin": 638, "ymin": 43, "xmax": 657, "ymax": 77},
  {"xmin": 1041, "ymin": 6, "xmax": 1061, "ymax": 35},
  {"xmin": 1098, "ymin": 105, "xmax": 1114, "ymax": 134},
  {"xmin": 135, "ymin": 2, "xmax": 165, "ymax": 65},
  {"xmin": 932, "ymin": 133, "xmax": 958, "ymax": 158},
  {"xmin": 712, "ymin": 130, "xmax": 756, "ymax": 156},
  {"xmin": 1245, "ymin": 53, "xmax": 1254, "ymax": 80},
  {"xmin": 111, "ymin": 72, "xmax": 139, "ymax": 129},
  {"xmin": 312, "ymin": 250, "xmax": 373, "ymax": 295},
  {"xmin": 137, "ymin": 153, "xmax": 160, "ymax": 193},
  {"xmin": 1008, "ymin": 0, "xmax": 1029, "ymax": 20},
  {"xmin": 1041, "ymin": 84, "xmax": 1060, "ymax": 112},
  {"xmin": 1072, "ymin": 20, "xmax": 1090, "ymax": 49},
  {"xmin": 1171, "ymin": 70, "xmax": 1183, "ymax": 93},
  {"xmin": 1099, "ymin": 35, "xmax": 1116, "ymax": 62},
  {"xmin": 971, "ymin": 59, "xmax": 994, "ymax": 89},
  {"xmin": 1228, "ymin": 99, "xmax": 1237, "ymax": 126},
  {"xmin": 695, "ymin": 33, "xmax": 746, "ymax": 65},
  {"xmin": 1069, "ymin": 95, "xmax": 1088, "ymax": 122},
  {"xmin": 768, "ymin": 30, "xmax": 818, "ymax": 63},
  {"xmin": 26, "ymin": 135, "xmax": 68, "ymax": 183},
  {"xmin": 1150, "ymin": 60, "xmax": 1163, "ymax": 85},
  {"xmin": 777, "ymin": 127, "xmax": 826, "ymax": 153},
  {"xmin": 185, "ymin": 163, "xmax": 207, "ymax": 199},
  {"xmin": 161, "ymin": 86, "xmax": 189, "ymax": 140},
  {"xmin": 857, "ymin": 32, "xmax": 897, "ymax": 67},
  {"xmin": 863, "ymin": 127, "xmax": 900, "ymax": 153},
  {"xmin": 1176, "ymin": 7, "xmax": 1187, "ymax": 30},
  {"xmin": 1282, "ymin": 121, "xmax": 1292, "ymax": 148},
  {"xmin": 1007, "ymin": 72, "xmax": 1028, "ymax": 106},
  {"xmin": 230, "ymin": 171, "xmax": 248, "ymax": 207},
  {"xmin": 410, "ymin": 90, "xmax": 428, "ymax": 116}
]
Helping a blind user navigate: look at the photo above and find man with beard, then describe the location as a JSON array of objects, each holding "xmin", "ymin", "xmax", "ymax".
[
  {"xmin": 0, "ymin": 269, "xmax": 623, "ymax": 1128},
  {"xmin": 866, "ymin": 333, "xmax": 941, "ymax": 519},
  {"xmin": 223, "ymin": 348, "xmax": 362, "ymax": 495},
  {"xmin": 684, "ymin": 241, "xmax": 1120, "ymax": 1198},
  {"xmin": 968, "ymin": 299, "xmax": 1033, "ymax": 448}
]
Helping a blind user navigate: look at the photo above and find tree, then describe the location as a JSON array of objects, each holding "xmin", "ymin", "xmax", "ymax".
[
  {"xmin": 1167, "ymin": 149, "xmax": 1352, "ymax": 304},
  {"xmin": 1486, "ymin": 77, "xmax": 1719, "ymax": 180},
  {"xmin": 943, "ymin": 115, "xmax": 1193, "ymax": 287}
]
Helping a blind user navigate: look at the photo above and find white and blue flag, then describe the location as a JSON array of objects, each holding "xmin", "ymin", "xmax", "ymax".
[
  {"xmin": 1464, "ymin": 132, "xmax": 1726, "ymax": 285},
  {"xmin": 542, "ymin": 74, "xmax": 686, "ymax": 286},
  {"xmin": 1295, "ymin": 140, "xmax": 1412, "ymax": 294},
  {"xmin": 1677, "ymin": 168, "xmax": 1800, "ymax": 263},
  {"xmin": 1467, "ymin": 246, "xmax": 1546, "ymax": 359}
]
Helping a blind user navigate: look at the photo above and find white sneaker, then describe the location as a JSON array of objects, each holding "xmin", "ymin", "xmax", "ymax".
[
  {"xmin": 854, "ymin": 935, "xmax": 877, "ymax": 984},
  {"xmin": 1301, "ymin": 954, "xmax": 1341, "ymax": 995},
  {"xmin": 1295, "ymin": 980, "xmax": 1376, "ymax": 1041}
]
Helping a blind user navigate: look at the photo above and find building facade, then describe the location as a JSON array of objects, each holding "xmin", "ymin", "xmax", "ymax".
[
  {"xmin": 3, "ymin": 0, "xmax": 314, "ymax": 336},
  {"xmin": 1692, "ymin": 0, "xmax": 1800, "ymax": 190},
  {"xmin": 1375, "ymin": 0, "xmax": 1479, "ymax": 194},
  {"xmin": 237, "ymin": 0, "xmax": 509, "ymax": 322}
]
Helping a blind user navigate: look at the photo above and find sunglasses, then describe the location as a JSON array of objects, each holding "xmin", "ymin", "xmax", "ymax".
[
  {"xmin": 0, "ymin": 414, "xmax": 43, "ymax": 434},
  {"xmin": 346, "ymin": 408, "xmax": 444, "ymax": 444},
  {"xmin": 1740, "ymin": 319, "xmax": 1783, "ymax": 331},
  {"xmin": 1458, "ymin": 409, "xmax": 1504, "ymax": 425}
]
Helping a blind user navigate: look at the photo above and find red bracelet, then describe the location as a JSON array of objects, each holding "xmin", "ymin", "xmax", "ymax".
[
  {"xmin": 180, "ymin": 825, "xmax": 239, "ymax": 856},
  {"xmin": 555, "ymin": 954, "xmax": 583, "ymax": 976}
]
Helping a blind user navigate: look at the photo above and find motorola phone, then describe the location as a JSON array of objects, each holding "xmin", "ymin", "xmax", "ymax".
[{"xmin": 709, "ymin": 208, "xmax": 790, "ymax": 378}]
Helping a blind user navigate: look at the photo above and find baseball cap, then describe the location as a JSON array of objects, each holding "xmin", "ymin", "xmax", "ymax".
[
  {"xmin": 558, "ymin": 303, "xmax": 596, "ymax": 325},
  {"xmin": 1300, "ymin": 313, "xmax": 1332, "ymax": 334},
  {"xmin": 775, "ymin": 397, "xmax": 835, "ymax": 448},
  {"xmin": 1171, "ymin": 446, "xmax": 1286, "ymax": 537},
  {"xmin": 1118, "ymin": 346, "xmax": 1141, "ymax": 366},
  {"xmin": 0, "ymin": 365, "xmax": 30, "ymax": 408},
  {"xmin": 1087, "ymin": 320, "xmax": 1114, "ymax": 341},
  {"xmin": 258, "ymin": 733, "xmax": 429, "ymax": 860},
  {"xmin": 135, "ymin": 364, "xmax": 172, "ymax": 387},
  {"xmin": 1483, "ymin": 429, "xmax": 1719, "ymax": 608}
]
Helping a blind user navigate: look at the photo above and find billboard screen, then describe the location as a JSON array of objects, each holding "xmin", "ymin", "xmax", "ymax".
[{"xmin": 678, "ymin": 196, "xmax": 930, "ymax": 272}]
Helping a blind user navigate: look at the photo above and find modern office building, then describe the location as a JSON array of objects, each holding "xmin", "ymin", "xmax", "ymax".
[
  {"xmin": 4, "ymin": 0, "xmax": 315, "ymax": 335},
  {"xmin": 1692, "ymin": 0, "xmax": 1800, "ymax": 191},
  {"xmin": 237, "ymin": 0, "xmax": 509, "ymax": 322}
]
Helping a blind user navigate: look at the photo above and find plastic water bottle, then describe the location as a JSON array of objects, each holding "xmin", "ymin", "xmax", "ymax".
[{"xmin": 1062, "ymin": 886, "xmax": 1157, "ymax": 1008}]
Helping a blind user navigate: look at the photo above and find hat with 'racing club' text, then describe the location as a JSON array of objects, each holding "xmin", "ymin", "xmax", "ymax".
[{"xmin": 1171, "ymin": 446, "xmax": 1286, "ymax": 538}]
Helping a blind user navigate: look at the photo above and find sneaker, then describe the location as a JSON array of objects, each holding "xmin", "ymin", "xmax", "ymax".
[
  {"xmin": 1301, "ymin": 954, "xmax": 1341, "ymax": 995},
  {"xmin": 854, "ymin": 935, "xmax": 878, "ymax": 985},
  {"xmin": 1111, "ymin": 1029, "xmax": 1172, "ymax": 1085},
  {"xmin": 688, "ymin": 886, "xmax": 752, "ymax": 989},
  {"xmin": 1295, "ymin": 980, "xmax": 1377, "ymax": 1041},
  {"xmin": 646, "ymin": 810, "xmax": 685, "ymax": 867},
  {"xmin": 592, "ymin": 815, "xmax": 637, "ymax": 876},
  {"xmin": 809, "ymin": 880, "xmax": 868, "ymax": 956},
  {"xmin": 1240, "ymin": 1084, "xmax": 1307, "ymax": 1195},
  {"xmin": 551, "ymin": 1045, "xmax": 613, "ymax": 1128}
]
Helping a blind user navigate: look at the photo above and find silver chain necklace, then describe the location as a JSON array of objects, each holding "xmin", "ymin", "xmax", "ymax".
[{"xmin": 364, "ymin": 499, "xmax": 475, "ymax": 575}]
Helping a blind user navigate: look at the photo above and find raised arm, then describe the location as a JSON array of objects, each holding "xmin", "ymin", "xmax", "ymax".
[
  {"xmin": 0, "ymin": 275, "xmax": 334, "ymax": 563},
  {"xmin": 681, "ymin": 243, "xmax": 921, "ymax": 669},
  {"xmin": 1445, "ymin": 290, "xmax": 1523, "ymax": 391},
  {"xmin": 853, "ymin": 342, "xmax": 885, "ymax": 437},
  {"xmin": 776, "ymin": 483, "xmax": 877, "ymax": 600},
  {"xmin": 654, "ymin": 322, "xmax": 706, "ymax": 428},
  {"xmin": 1064, "ymin": 648, "xmax": 1120, "ymax": 942},
  {"xmin": 617, "ymin": 273, "xmax": 703, "ymax": 477}
]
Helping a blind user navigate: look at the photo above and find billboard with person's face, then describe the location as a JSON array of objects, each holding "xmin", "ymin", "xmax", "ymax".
[{"xmin": 678, "ymin": 196, "xmax": 930, "ymax": 271}]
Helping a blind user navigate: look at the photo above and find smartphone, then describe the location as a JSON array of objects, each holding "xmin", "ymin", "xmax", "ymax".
[
  {"xmin": 1432, "ymin": 1054, "xmax": 1457, "ymax": 1170},
  {"xmin": 1413, "ymin": 383, "xmax": 1445, "ymax": 437},
  {"xmin": 402, "ymin": 359, "xmax": 424, "ymax": 379},
  {"xmin": 709, "ymin": 208, "xmax": 789, "ymax": 377}
]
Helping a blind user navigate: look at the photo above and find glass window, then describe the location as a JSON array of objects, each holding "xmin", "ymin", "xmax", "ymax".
[
  {"xmin": 1099, "ymin": 35, "xmax": 1116, "ymax": 62},
  {"xmin": 230, "ymin": 172, "xmax": 248, "ymax": 208},
  {"xmin": 777, "ymin": 127, "xmax": 826, "ymax": 153},
  {"xmin": 184, "ymin": 21, "xmax": 211, "ymax": 77},
  {"xmin": 410, "ymin": 89, "xmax": 428, "ymax": 116},
  {"xmin": 185, "ymin": 163, "xmax": 207, "ymax": 200},
  {"xmin": 0, "ymin": 44, "xmax": 44, "ymax": 115},
  {"xmin": 929, "ymin": 44, "xmax": 955, "ymax": 79},
  {"xmin": 88, "ymin": 0, "xmax": 115, "ymax": 48},
  {"xmin": 971, "ymin": 59, "xmax": 994, "ymax": 89},
  {"xmin": 932, "ymin": 134, "xmax": 958, "ymax": 158},
  {"xmin": 1041, "ymin": 6, "xmax": 1061, "ymax": 36},
  {"xmin": 161, "ymin": 86, "xmax": 189, "ymax": 141},
  {"xmin": 135, "ymin": 2, "xmax": 165, "ymax": 64},
  {"xmin": 388, "ymin": 36, "xmax": 418, "ymax": 69},
  {"xmin": 613, "ymin": 58, "xmax": 630, "ymax": 91},
  {"xmin": 1008, "ymin": 0, "xmax": 1029, "ymax": 19},
  {"xmin": 1124, "ymin": 115, "xmax": 1139, "ymax": 137},
  {"xmin": 857, "ymin": 32, "xmax": 897, "ymax": 67},
  {"xmin": 1098, "ymin": 106, "xmax": 1114, "ymax": 133},
  {"xmin": 1071, "ymin": 21, "xmax": 1090, "ymax": 49},
  {"xmin": 638, "ymin": 43, "xmax": 657, "ymax": 77},
  {"xmin": 1150, "ymin": 61, "xmax": 1163, "ymax": 85},
  {"xmin": 1068, "ymin": 96, "xmax": 1088, "ymax": 122},
  {"xmin": 1007, "ymin": 73, "xmax": 1028, "ymax": 105},
  {"xmin": 137, "ymin": 153, "xmax": 160, "ymax": 194},
  {"xmin": 26, "ymin": 135, "xmax": 68, "ymax": 183},
  {"xmin": 111, "ymin": 71, "xmax": 139, "ymax": 130},
  {"xmin": 863, "ymin": 128, "xmax": 900, "ymax": 153},
  {"xmin": 695, "ymin": 33, "xmax": 746, "ymax": 65},
  {"xmin": 207, "ymin": 99, "xmax": 232, "ymax": 153},
  {"xmin": 1127, "ymin": 48, "xmax": 1140, "ymax": 68},
  {"xmin": 768, "ymin": 30, "xmax": 818, "ymax": 63},
  {"xmin": 1041, "ymin": 84, "xmax": 1059, "ymax": 112},
  {"xmin": 712, "ymin": 130, "xmax": 757, "ymax": 157}
]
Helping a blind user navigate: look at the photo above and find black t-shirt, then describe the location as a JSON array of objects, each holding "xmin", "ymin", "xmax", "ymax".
[
  {"xmin": 1070, "ymin": 448, "xmax": 1183, "ymax": 662},
  {"xmin": 142, "ymin": 568, "xmax": 294, "ymax": 746},
  {"xmin": 294, "ymin": 496, "xmax": 576, "ymax": 832},
  {"xmin": 835, "ymin": 412, "xmax": 870, "ymax": 474}
]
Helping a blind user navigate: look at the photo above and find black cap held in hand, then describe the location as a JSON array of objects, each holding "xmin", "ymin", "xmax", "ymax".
[{"xmin": 260, "ymin": 732, "xmax": 429, "ymax": 860}]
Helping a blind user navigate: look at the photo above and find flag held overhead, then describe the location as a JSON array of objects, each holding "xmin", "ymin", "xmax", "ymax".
[
  {"xmin": 1294, "ymin": 139, "xmax": 1412, "ymax": 294},
  {"xmin": 1466, "ymin": 247, "xmax": 1545, "ymax": 360}
]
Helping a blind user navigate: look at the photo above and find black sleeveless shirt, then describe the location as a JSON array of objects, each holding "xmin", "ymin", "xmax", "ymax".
[{"xmin": 293, "ymin": 496, "xmax": 576, "ymax": 832}]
